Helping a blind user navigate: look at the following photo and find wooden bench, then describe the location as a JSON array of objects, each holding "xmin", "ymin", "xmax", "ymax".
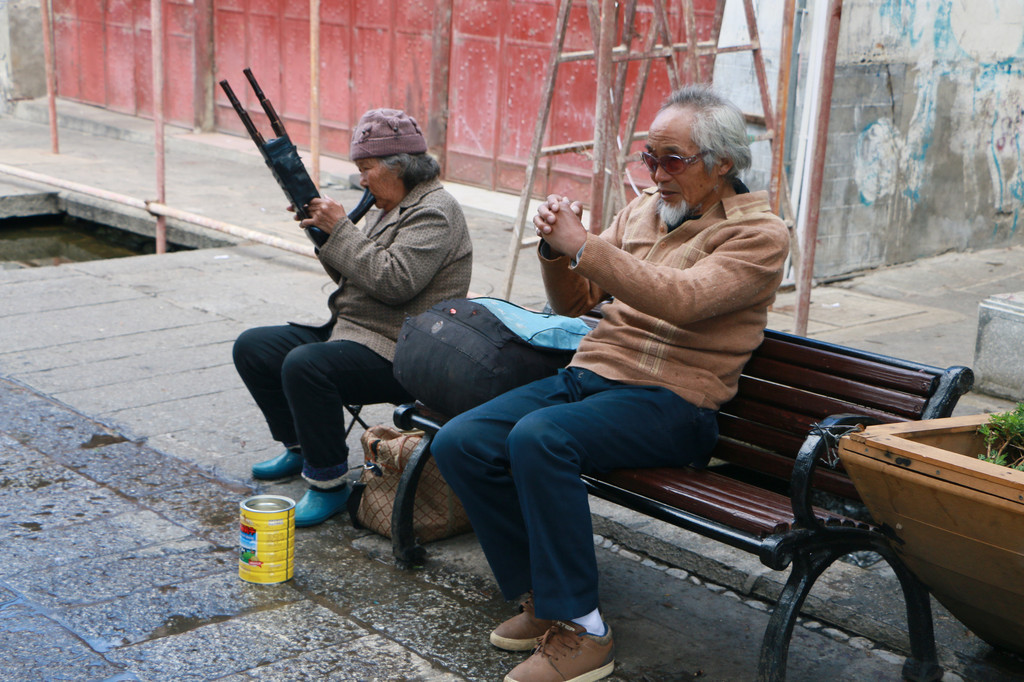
[{"xmin": 389, "ymin": 328, "xmax": 974, "ymax": 681}]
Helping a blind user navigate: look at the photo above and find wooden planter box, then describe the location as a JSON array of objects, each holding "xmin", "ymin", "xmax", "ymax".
[{"xmin": 838, "ymin": 414, "xmax": 1024, "ymax": 656}]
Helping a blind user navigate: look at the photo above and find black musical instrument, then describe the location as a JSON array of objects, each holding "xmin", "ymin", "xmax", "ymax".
[{"xmin": 219, "ymin": 68, "xmax": 375, "ymax": 250}]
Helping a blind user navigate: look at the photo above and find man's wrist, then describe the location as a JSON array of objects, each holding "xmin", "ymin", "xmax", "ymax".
[{"xmin": 570, "ymin": 242, "xmax": 585, "ymax": 268}]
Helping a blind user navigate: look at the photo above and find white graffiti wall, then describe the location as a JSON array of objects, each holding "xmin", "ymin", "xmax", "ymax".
[
  {"xmin": 830, "ymin": 0, "xmax": 1023, "ymax": 274},
  {"xmin": 715, "ymin": 0, "xmax": 1023, "ymax": 278}
]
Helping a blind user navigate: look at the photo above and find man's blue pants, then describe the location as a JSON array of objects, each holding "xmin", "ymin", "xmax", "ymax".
[{"xmin": 431, "ymin": 367, "xmax": 718, "ymax": 621}]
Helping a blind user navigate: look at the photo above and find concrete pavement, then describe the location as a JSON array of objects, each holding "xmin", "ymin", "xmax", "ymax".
[{"xmin": 1, "ymin": 98, "xmax": 1023, "ymax": 681}]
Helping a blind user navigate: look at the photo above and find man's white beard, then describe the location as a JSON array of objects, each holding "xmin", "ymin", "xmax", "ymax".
[{"xmin": 658, "ymin": 198, "xmax": 690, "ymax": 227}]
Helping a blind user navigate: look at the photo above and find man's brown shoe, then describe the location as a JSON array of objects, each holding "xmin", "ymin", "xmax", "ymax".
[
  {"xmin": 503, "ymin": 621, "xmax": 615, "ymax": 682},
  {"xmin": 490, "ymin": 594, "xmax": 555, "ymax": 651}
]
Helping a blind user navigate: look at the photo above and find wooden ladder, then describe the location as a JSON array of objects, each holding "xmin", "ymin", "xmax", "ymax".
[{"xmin": 501, "ymin": 0, "xmax": 793, "ymax": 300}]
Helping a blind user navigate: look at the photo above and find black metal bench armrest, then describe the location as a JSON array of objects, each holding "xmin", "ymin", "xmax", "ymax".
[
  {"xmin": 919, "ymin": 365, "xmax": 974, "ymax": 419},
  {"xmin": 389, "ymin": 403, "xmax": 450, "ymax": 568},
  {"xmin": 790, "ymin": 413, "xmax": 882, "ymax": 528}
]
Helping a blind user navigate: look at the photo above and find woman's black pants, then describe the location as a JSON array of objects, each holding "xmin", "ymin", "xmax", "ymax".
[{"xmin": 232, "ymin": 324, "xmax": 412, "ymax": 484}]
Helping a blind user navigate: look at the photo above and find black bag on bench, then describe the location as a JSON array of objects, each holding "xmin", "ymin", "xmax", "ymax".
[{"xmin": 392, "ymin": 297, "xmax": 592, "ymax": 417}]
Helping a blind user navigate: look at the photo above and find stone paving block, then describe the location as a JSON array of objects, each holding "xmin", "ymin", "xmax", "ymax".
[
  {"xmin": 409, "ymin": 543, "xmax": 504, "ymax": 607},
  {"xmin": 126, "ymin": 251, "xmax": 326, "ymax": 315},
  {"xmin": 0, "ymin": 378, "xmax": 131, "ymax": 459},
  {"xmin": 774, "ymin": 287, "xmax": 964, "ymax": 333},
  {"xmin": 590, "ymin": 544, "xmax": 910, "ymax": 682},
  {"xmin": 0, "ymin": 583, "xmax": 17, "ymax": 604},
  {"xmin": 53, "ymin": 363, "xmax": 242, "ymax": 415},
  {"xmin": 94, "ymin": 252, "xmax": 328, "ymax": 323},
  {"xmin": 103, "ymin": 600, "xmax": 367, "ymax": 681},
  {"xmin": 349, "ymin": 585, "xmax": 515, "ymax": 681},
  {"xmin": 219, "ymin": 633, "xmax": 462, "ymax": 681},
  {"xmin": 1, "ymin": 296, "xmax": 216, "ymax": 353},
  {"xmin": 2, "ymin": 508, "xmax": 193, "ymax": 578},
  {"xmin": 57, "ymin": 569, "xmax": 306, "ymax": 651},
  {"xmin": 0, "ymin": 257, "xmax": 77, "ymax": 285},
  {"xmin": 64, "ymin": 248, "xmax": 226, "ymax": 278},
  {"xmin": 0, "ymin": 484, "xmax": 135, "ymax": 539},
  {"xmin": 0, "ymin": 319, "xmax": 243, "ymax": 376},
  {"xmin": 0, "ymin": 442, "xmax": 136, "ymax": 538},
  {"xmin": 208, "ymin": 298, "xmax": 328, "ymax": 329},
  {"xmin": 0, "ymin": 272, "xmax": 146, "ymax": 316},
  {"xmin": 107, "ymin": 385, "xmax": 280, "ymax": 439},
  {"xmin": 842, "ymin": 250, "xmax": 1024, "ymax": 319},
  {"xmin": 15, "ymin": 339, "xmax": 234, "ymax": 394},
  {"xmin": 0, "ymin": 601, "xmax": 123, "ymax": 681},
  {"xmin": 145, "ymin": 429, "xmax": 279, "ymax": 483},
  {"xmin": 60, "ymin": 438, "xmax": 210, "ymax": 498},
  {"xmin": 137, "ymin": 474, "xmax": 255, "ymax": 548},
  {"xmin": 287, "ymin": 525, "xmax": 421, "ymax": 596},
  {"xmin": 6, "ymin": 537, "xmax": 230, "ymax": 609}
]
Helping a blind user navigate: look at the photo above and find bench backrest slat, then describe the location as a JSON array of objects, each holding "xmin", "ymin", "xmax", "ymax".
[
  {"xmin": 757, "ymin": 335, "xmax": 938, "ymax": 395},
  {"xmin": 714, "ymin": 436, "xmax": 862, "ymax": 499},
  {"xmin": 705, "ymin": 329, "xmax": 953, "ymax": 500},
  {"xmin": 733, "ymin": 376, "xmax": 911, "ymax": 426},
  {"xmin": 717, "ymin": 411, "xmax": 808, "ymax": 453},
  {"xmin": 741, "ymin": 356, "xmax": 930, "ymax": 419}
]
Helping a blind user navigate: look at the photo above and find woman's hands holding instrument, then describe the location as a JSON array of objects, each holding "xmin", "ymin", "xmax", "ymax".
[{"xmin": 290, "ymin": 197, "xmax": 347, "ymax": 236}]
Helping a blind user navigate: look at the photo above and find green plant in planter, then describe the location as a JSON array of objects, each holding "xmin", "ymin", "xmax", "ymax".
[{"xmin": 977, "ymin": 402, "xmax": 1024, "ymax": 471}]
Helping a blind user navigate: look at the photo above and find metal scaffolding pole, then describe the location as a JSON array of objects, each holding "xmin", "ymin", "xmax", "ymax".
[
  {"xmin": 151, "ymin": 0, "xmax": 167, "ymax": 254},
  {"xmin": 770, "ymin": 0, "xmax": 797, "ymax": 216},
  {"xmin": 794, "ymin": 0, "xmax": 842, "ymax": 336},
  {"xmin": 39, "ymin": 0, "xmax": 59, "ymax": 154},
  {"xmin": 310, "ymin": 0, "xmax": 321, "ymax": 188}
]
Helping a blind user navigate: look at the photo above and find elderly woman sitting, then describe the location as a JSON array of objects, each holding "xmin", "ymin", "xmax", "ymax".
[{"xmin": 233, "ymin": 108, "xmax": 473, "ymax": 526}]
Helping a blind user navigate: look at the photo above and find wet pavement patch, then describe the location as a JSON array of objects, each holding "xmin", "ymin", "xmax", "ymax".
[
  {"xmin": 0, "ymin": 380, "xmax": 139, "ymax": 462},
  {"xmin": 5, "ymin": 537, "xmax": 230, "ymax": 609},
  {"xmin": 102, "ymin": 601, "xmax": 368, "ymax": 680},
  {"xmin": 2, "ymin": 509, "xmax": 194, "ymax": 580},
  {"xmin": 0, "ymin": 601, "xmax": 125, "ymax": 681},
  {"xmin": 81, "ymin": 433, "xmax": 129, "ymax": 449},
  {"xmin": 61, "ymin": 570, "xmax": 304, "ymax": 651}
]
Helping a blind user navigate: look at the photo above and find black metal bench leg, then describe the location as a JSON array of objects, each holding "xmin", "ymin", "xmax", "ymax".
[
  {"xmin": 759, "ymin": 544, "xmax": 943, "ymax": 682},
  {"xmin": 758, "ymin": 549, "xmax": 836, "ymax": 682},
  {"xmin": 390, "ymin": 431, "xmax": 434, "ymax": 569},
  {"xmin": 880, "ymin": 549, "xmax": 943, "ymax": 682}
]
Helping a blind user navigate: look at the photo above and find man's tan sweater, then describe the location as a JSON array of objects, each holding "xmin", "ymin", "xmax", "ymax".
[{"xmin": 541, "ymin": 187, "xmax": 790, "ymax": 410}]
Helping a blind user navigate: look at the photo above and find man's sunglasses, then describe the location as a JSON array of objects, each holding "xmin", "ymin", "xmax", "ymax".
[{"xmin": 640, "ymin": 151, "xmax": 702, "ymax": 174}]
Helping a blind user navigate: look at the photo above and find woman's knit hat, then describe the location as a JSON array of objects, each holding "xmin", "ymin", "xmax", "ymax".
[{"xmin": 350, "ymin": 108, "xmax": 427, "ymax": 160}]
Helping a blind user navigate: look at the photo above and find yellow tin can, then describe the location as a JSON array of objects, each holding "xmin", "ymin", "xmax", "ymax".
[{"xmin": 239, "ymin": 494, "xmax": 295, "ymax": 584}]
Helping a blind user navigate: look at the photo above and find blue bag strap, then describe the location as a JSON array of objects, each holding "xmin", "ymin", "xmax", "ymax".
[{"xmin": 471, "ymin": 297, "xmax": 592, "ymax": 350}]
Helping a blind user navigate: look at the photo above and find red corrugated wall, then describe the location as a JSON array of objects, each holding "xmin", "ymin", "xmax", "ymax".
[
  {"xmin": 213, "ymin": 0, "xmax": 438, "ymax": 155},
  {"xmin": 50, "ymin": 0, "xmax": 717, "ymax": 201},
  {"xmin": 52, "ymin": 0, "xmax": 197, "ymax": 126}
]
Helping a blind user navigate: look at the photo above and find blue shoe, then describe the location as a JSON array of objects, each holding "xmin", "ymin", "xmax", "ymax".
[
  {"xmin": 294, "ymin": 486, "xmax": 351, "ymax": 527},
  {"xmin": 251, "ymin": 449, "xmax": 303, "ymax": 480}
]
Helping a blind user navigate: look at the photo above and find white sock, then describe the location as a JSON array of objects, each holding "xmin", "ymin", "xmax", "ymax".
[{"xmin": 571, "ymin": 608, "xmax": 606, "ymax": 636}]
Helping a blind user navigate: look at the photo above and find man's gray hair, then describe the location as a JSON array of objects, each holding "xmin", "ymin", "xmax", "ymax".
[
  {"xmin": 380, "ymin": 152, "xmax": 441, "ymax": 190},
  {"xmin": 660, "ymin": 85, "xmax": 751, "ymax": 180}
]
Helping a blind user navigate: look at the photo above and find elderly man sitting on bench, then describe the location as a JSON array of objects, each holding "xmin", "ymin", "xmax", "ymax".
[{"xmin": 431, "ymin": 84, "xmax": 790, "ymax": 682}]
